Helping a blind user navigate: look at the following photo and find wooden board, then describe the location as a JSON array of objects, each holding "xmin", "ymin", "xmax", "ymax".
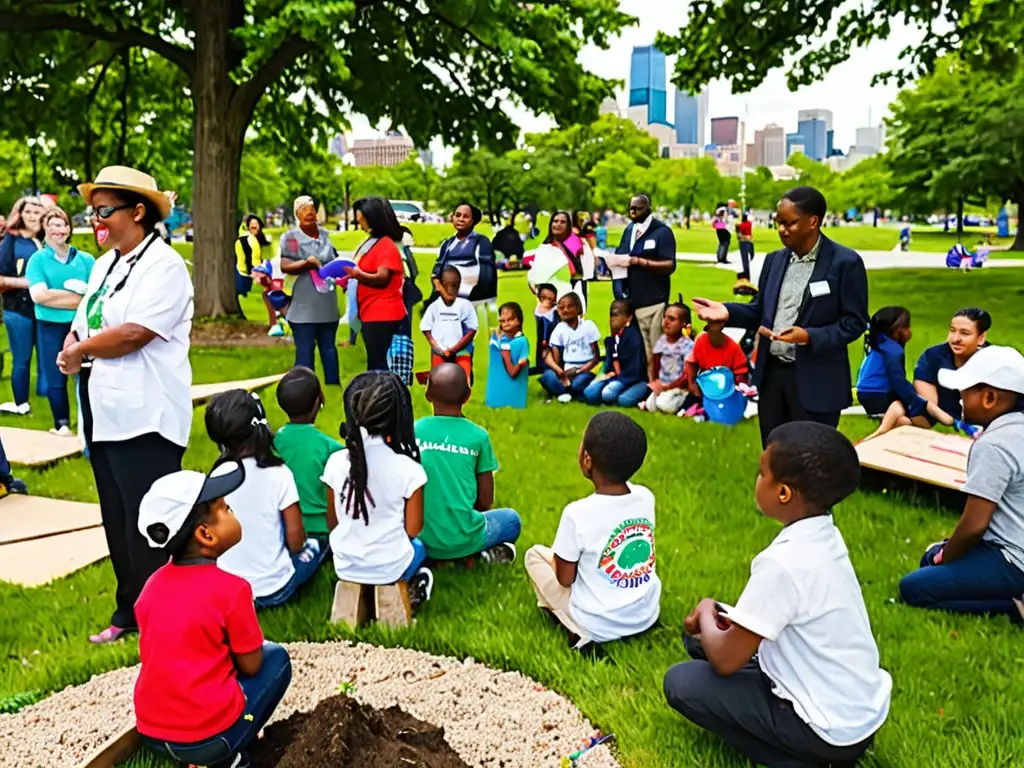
[
  {"xmin": 0, "ymin": 494, "xmax": 102, "ymax": 545},
  {"xmin": 190, "ymin": 373, "xmax": 286, "ymax": 405},
  {"xmin": 76, "ymin": 726, "xmax": 140, "ymax": 768},
  {"xmin": 0, "ymin": 526, "xmax": 109, "ymax": 586},
  {"xmin": 0, "ymin": 425, "xmax": 82, "ymax": 467},
  {"xmin": 856, "ymin": 425, "xmax": 971, "ymax": 492}
]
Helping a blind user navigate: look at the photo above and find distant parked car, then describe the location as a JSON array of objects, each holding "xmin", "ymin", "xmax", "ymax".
[{"xmin": 390, "ymin": 199, "xmax": 426, "ymax": 222}]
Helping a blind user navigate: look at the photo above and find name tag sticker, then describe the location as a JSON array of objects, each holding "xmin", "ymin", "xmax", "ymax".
[
  {"xmin": 643, "ymin": 239, "xmax": 656, "ymax": 251},
  {"xmin": 809, "ymin": 280, "xmax": 831, "ymax": 297}
]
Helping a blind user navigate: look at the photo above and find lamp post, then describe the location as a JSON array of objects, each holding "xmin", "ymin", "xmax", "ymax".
[{"xmin": 341, "ymin": 152, "xmax": 356, "ymax": 229}]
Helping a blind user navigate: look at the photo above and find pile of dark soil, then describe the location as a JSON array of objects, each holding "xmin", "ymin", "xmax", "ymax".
[{"xmin": 249, "ymin": 695, "xmax": 469, "ymax": 768}]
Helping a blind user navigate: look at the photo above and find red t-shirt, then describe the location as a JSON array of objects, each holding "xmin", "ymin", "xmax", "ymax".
[
  {"xmin": 688, "ymin": 332, "xmax": 749, "ymax": 377},
  {"xmin": 357, "ymin": 237, "xmax": 407, "ymax": 323},
  {"xmin": 134, "ymin": 562, "xmax": 264, "ymax": 743},
  {"xmin": 737, "ymin": 220, "xmax": 753, "ymax": 238}
]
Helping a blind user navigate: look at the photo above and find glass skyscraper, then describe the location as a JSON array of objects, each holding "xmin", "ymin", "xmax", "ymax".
[{"xmin": 629, "ymin": 45, "xmax": 670, "ymax": 126}]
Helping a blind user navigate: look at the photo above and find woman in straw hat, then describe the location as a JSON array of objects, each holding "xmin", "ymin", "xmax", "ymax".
[{"xmin": 58, "ymin": 166, "xmax": 194, "ymax": 644}]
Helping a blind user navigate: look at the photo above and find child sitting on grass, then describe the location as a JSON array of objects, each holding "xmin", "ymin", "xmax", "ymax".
[
  {"xmin": 485, "ymin": 301, "xmax": 531, "ymax": 410},
  {"xmin": 683, "ymin": 318, "xmax": 749, "ymax": 416},
  {"xmin": 416, "ymin": 363, "xmax": 522, "ymax": 562},
  {"xmin": 322, "ymin": 371, "xmax": 434, "ymax": 625},
  {"xmin": 583, "ymin": 299, "xmax": 650, "ymax": 408},
  {"xmin": 135, "ymin": 462, "xmax": 292, "ymax": 768},
  {"xmin": 206, "ymin": 390, "xmax": 324, "ymax": 609},
  {"xmin": 539, "ymin": 292, "xmax": 602, "ymax": 403},
  {"xmin": 524, "ymin": 412, "xmax": 661, "ymax": 647},
  {"xmin": 899, "ymin": 346, "xmax": 1024, "ymax": 620},
  {"xmin": 531, "ymin": 283, "xmax": 558, "ymax": 374},
  {"xmin": 274, "ymin": 367, "xmax": 343, "ymax": 544},
  {"xmin": 664, "ymin": 422, "xmax": 891, "ymax": 767},
  {"xmin": 641, "ymin": 298, "xmax": 694, "ymax": 414},
  {"xmin": 421, "ymin": 265, "xmax": 478, "ymax": 382}
]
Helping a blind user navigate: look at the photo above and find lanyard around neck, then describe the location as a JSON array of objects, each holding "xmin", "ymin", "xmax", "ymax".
[{"xmin": 99, "ymin": 233, "xmax": 158, "ymax": 301}]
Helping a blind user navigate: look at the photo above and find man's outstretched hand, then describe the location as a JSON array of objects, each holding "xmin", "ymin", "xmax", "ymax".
[{"xmin": 692, "ymin": 297, "xmax": 729, "ymax": 323}]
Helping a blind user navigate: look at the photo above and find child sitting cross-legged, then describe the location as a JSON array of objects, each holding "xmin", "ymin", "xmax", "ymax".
[
  {"xmin": 531, "ymin": 283, "xmax": 559, "ymax": 374},
  {"xmin": 524, "ymin": 412, "xmax": 661, "ymax": 647},
  {"xmin": 485, "ymin": 301, "xmax": 531, "ymax": 410},
  {"xmin": 134, "ymin": 462, "xmax": 292, "ymax": 768},
  {"xmin": 322, "ymin": 371, "xmax": 434, "ymax": 626},
  {"xmin": 682, "ymin": 317, "xmax": 749, "ymax": 416},
  {"xmin": 583, "ymin": 299, "xmax": 650, "ymax": 408},
  {"xmin": 664, "ymin": 421, "xmax": 891, "ymax": 767},
  {"xmin": 641, "ymin": 298, "xmax": 695, "ymax": 414},
  {"xmin": 206, "ymin": 390, "xmax": 326, "ymax": 609},
  {"xmin": 416, "ymin": 362, "xmax": 522, "ymax": 562},
  {"xmin": 539, "ymin": 292, "xmax": 602, "ymax": 403},
  {"xmin": 421, "ymin": 265, "xmax": 478, "ymax": 382},
  {"xmin": 899, "ymin": 346, "xmax": 1024, "ymax": 620}
]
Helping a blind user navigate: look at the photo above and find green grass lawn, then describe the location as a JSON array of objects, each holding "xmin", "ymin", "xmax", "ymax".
[{"xmin": 3, "ymin": 260, "xmax": 1024, "ymax": 767}]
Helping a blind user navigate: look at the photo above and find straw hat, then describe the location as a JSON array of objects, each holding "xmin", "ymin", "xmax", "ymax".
[{"xmin": 78, "ymin": 166, "xmax": 172, "ymax": 220}]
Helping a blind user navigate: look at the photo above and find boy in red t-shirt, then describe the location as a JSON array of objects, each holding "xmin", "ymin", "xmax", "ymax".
[
  {"xmin": 685, "ymin": 319, "xmax": 749, "ymax": 405},
  {"xmin": 134, "ymin": 461, "xmax": 292, "ymax": 768}
]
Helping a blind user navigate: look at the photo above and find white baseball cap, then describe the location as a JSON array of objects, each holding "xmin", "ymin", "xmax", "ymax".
[
  {"xmin": 938, "ymin": 345, "xmax": 1024, "ymax": 395},
  {"xmin": 138, "ymin": 461, "xmax": 246, "ymax": 549}
]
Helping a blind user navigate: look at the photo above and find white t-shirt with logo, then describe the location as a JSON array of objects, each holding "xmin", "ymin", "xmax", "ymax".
[
  {"xmin": 71, "ymin": 235, "xmax": 193, "ymax": 446},
  {"xmin": 420, "ymin": 296, "xmax": 478, "ymax": 351},
  {"xmin": 216, "ymin": 457, "xmax": 301, "ymax": 598},
  {"xmin": 726, "ymin": 515, "xmax": 892, "ymax": 746},
  {"xmin": 322, "ymin": 435, "xmax": 427, "ymax": 584},
  {"xmin": 549, "ymin": 319, "xmax": 601, "ymax": 367},
  {"xmin": 552, "ymin": 484, "xmax": 661, "ymax": 642}
]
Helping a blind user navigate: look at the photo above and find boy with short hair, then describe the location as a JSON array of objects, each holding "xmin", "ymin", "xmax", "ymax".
[
  {"xmin": 583, "ymin": 299, "xmax": 650, "ymax": 408},
  {"xmin": 899, "ymin": 346, "xmax": 1024, "ymax": 619},
  {"xmin": 664, "ymin": 421, "xmax": 890, "ymax": 767},
  {"xmin": 415, "ymin": 363, "xmax": 521, "ymax": 562},
  {"xmin": 421, "ymin": 266, "xmax": 478, "ymax": 382},
  {"xmin": 134, "ymin": 462, "xmax": 292, "ymax": 768},
  {"xmin": 274, "ymin": 366, "xmax": 343, "ymax": 542},
  {"xmin": 524, "ymin": 412, "xmax": 661, "ymax": 647}
]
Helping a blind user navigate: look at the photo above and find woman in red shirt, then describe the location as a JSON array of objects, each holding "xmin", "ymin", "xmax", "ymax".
[
  {"xmin": 346, "ymin": 197, "xmax": 408, "ymax": 371},
  {"xmin": 736, "ymin": 213, "xmax": 754, "ymax": 281}
]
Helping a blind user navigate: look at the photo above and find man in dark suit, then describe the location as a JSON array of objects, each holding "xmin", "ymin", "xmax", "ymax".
[
  {"xmin": 693, "ymin": 186, "xmax": 868, "ymax": 447},
  {"xmin": 609, "ymin": 193, "xmax": 677, "ymax": 363}
]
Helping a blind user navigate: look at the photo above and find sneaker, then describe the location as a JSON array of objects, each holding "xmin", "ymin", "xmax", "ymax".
[
  {"xmin": 480, "ymin": 542, "xmax": 517, "ymax": 564},
  {"xmin": 409, "ymin": 567, "xmax": 434, "ymax": 608},
  {"xmin": 638, "ymin": 400, "xmax": 648, "ymax": 411},
  {"xmin": 5, "ymin": 478, "xmax": 27, "ymax": 495},
  {"xmin": 0, "ymin": 402, "xmax": 30, "ymax": 415},
  {"xmin": 49, "ymin": 425, "xmax": 74, "ymax": 437},
  {"xmin": 89, "ymin": 625, "xmax": 128, "ymax": 645},
  {"xmin": 268, "ymin": 321, "xmax": 285, "ymax": 337},
  {"xmin": 557, "ymin": 393, "xmax": 573, "ymax": 404}
]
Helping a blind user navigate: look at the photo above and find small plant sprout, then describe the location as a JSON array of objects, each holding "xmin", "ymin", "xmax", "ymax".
[{"xmin": 336, "ymin": 678, "xmax": 357, "ymax": 696}]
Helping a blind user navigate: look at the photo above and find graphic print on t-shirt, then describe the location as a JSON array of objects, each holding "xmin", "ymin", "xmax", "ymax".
[{"xmin": 599, "ymin": 516, "xmax": 656, "ymax": 588}]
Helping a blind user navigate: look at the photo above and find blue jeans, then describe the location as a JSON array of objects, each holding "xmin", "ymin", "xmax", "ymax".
[
  {"xmin": 36, "ymin": 319, "xmax": 71, "ymax": 428},
  {"xmin": 583, "ymin": 378, "xmax": 650, "ymax": 408},
  {"xmin": 899, "ymin": 541, "xmax": 1024, "ymax": 619},
  {"xmin": 140, "ymin": 642, "xmax": 291, "ymax": 767},
  {"xmin": 539, "ymin": 369, "xmax": 595, "ymax": 399},
  {"xmin": 5, "ymin": 310, "xmax": 47, "ymax": 404},
  {"xmin": 255, "ymin": 539, "xmax": 330, "ymax": 608},
  {"xmin": 612, "ymin": 278, "xmax": 627, "ymax": 300},
  {"xmin": 400, "ymin": 537, "xmax": 428, "ymax": 581},
  {"xmin": 0, "ymin": 435, "xmax": 11, "ymax": 484},
  {"xmin": 291, "ymin": 321, "xmax": 340, "ymax": 385},
  {"xmin": 483, "ymin": 508, "xmax": 522, "ymax": 548},
  {"xmin": 235, "ymin": 272, "xmax": 253, "ymax": 296}
]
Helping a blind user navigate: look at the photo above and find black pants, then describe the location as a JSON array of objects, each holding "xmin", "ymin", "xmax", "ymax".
[
  {"xmin": 664, "ymin": 636, "xmax": 873, "ymax": 768},
  {"xmin": 361, "ymin": 319, "xmax": 402, "ymax": 372},
  {"xmin": 716, "ymin": 229, "xmax": 731, "ymax": 263},
  {"xmin": 739, "ymin": 241, "xmax": 755, "ymax": 280},
  {"xmin": 80, "ymin": 367, "xmax": 184, "ymax": 628},
  {"xmin": 757, "ymin": 357, "xmax": 840, "ymax": 447}
]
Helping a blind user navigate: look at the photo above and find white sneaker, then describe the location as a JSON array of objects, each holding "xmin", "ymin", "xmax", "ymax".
[
  {"xmin": 557, "ymin": 393, "xmax": 573, "ymax": 404},
  {"xmin": 0, "ymin": 402, "xmax": 30, "ymax": 415},
  {"xmin": 49, "ymin": 425, "xmax": 74, "ymax": 437}
]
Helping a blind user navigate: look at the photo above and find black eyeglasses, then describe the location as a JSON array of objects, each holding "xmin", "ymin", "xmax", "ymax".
[{"xmin": 95, "ymin": 204, "xmax": 134, "ymax": 219}]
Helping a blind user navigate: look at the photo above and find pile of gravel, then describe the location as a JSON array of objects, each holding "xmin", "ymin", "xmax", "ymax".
[{"xmin": 0, "ymin": 641, "xmax": 619, "ymax": 768}]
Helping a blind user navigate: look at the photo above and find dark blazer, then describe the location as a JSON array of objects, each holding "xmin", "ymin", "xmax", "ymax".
[
  {"xmin": 724, "ymin": 235, "xmax": 868, "ymax": 413},
  {"xmin": 615, "ymin": 217, "xmax": 677, "ymax": 309}
]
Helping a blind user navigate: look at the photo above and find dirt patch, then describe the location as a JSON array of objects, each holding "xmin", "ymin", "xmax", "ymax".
[
  {"xmin": 250, "ymin": 695, "xmax": 467, "ymax": 768},
  {"xmin": 190, "ymin": 319, "xmax": 292, "ymax": 347}
]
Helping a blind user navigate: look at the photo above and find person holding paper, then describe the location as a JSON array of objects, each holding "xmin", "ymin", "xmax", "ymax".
[{"xmin": 691, "ymin": 186, "xmax": 868, "ymax": 447}]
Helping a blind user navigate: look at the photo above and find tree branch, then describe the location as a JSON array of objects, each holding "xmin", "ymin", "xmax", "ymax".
[
  {"xmin": 232, "ymin": 34, "xmax": 311, "ymax": 121},
  {"xmin": 0, "ymin": 12, "xmax": 195, "ymax": 78}
]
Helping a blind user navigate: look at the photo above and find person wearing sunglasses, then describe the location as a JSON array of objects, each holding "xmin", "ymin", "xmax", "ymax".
[{"xmin": 58, "ymin": 165, "xmax": 195, "ymax": 645}]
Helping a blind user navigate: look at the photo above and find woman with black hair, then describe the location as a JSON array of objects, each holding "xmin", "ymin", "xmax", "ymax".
[
  {"xmin": 430, "ymin": 201, "xmax": 497, "ymax": 305},
  {"xmin": 911, "ymin": 307, "xmax": 991, "ymax": 426},
  {"xmin": 58, "ymin": 165, "xmax": 193, "ymax": 644},
  {"xmin": 346, "ymin": 196, "xmax": 408, "ymax": 372},
  {"xmin": 235, "ymin": 214, "xmax": 270, "ymax": 298}
]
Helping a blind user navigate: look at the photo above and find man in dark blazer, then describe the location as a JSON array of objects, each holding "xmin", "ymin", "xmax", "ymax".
[
  {"xmin": 693, "ymin": 186, "xmax": 868, "ymax": 447},
  {"xmin": 609, "ymin": 193, "xmax": 677, "ymax": 363}
]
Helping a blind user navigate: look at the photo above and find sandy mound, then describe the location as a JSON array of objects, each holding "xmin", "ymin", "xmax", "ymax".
[{"xmin": 0, "ymin": 641, "xmax": 619, "ymax": 768}]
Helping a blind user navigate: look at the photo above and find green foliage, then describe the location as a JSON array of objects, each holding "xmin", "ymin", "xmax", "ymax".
[{"xmin": 0, "ymin": 689, "xmax": 43, "ymax": 714}]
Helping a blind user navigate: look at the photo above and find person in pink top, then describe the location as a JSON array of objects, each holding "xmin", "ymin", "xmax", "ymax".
[
  {"xmin": 713, "ymin": 207, "xmax": 731, "ymax": 264},
  {"xmin": 545, "ymin": 210, "xmax": 588, "ymax": 303}
]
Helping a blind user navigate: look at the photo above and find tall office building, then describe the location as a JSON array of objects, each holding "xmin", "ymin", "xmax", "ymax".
[
  {"xmin": 796, "ymin": 118, "xmax": 828, "ymax": 161},
  {"xmin": 786, "ymin": 132, "xmax": 806, "ymax": 158},
  {"xmin": 855, "ymin": 125, "xmax": 884, "ymax": 153},
  {"xmin": 629, "ymin": 46, "xmax": 670, "ymax": 126},
  {"xmin": 674, "ymin": 88, "xmax": 708, "ymax": 147},
  {"xmin": 797, "ymin": 109, "xmax": 833, "ymax": 132},
  {"xmin": 710, "ymin": 116, "xmax": 739, "ymax": 147},
  {"xmin": 755, "ymin": 123, "xmax": 786, "ymax": 167}
]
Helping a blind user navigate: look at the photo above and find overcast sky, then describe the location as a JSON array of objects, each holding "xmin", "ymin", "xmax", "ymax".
[{"xmin": 347, "ymin": 1, "xmax": 923, "ymax": 165}]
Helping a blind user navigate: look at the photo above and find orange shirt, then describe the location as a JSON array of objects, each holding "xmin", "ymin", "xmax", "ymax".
[
  {"xmin": 688, "ymin": 332, "xmax": 748, "ymax": 377},
  {"xmin": 357, "ymin": 236, "xmax": 406, "ymax": 323}
]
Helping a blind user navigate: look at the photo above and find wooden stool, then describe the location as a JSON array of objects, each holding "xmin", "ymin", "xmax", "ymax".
[{"xmin": 330, "ymin": 580, "xmax": 412, "ymax": 628}]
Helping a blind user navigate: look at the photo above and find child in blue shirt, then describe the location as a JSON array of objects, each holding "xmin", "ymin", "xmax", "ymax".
[
  {"xmin": 531, "ymin": 284, "xmax": 558, "ymax": 375},
  {"xmin": 583, "ymin": 300, "xmax": 649, "ymax": 408},
  {"xmin": 486, "ymin": 302, "xmax": 531, "ymax": 409}
]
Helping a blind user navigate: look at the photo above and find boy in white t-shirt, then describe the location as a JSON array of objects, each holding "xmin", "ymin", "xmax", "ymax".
[
  {"xmin": 421, "ymin": 266, "xmax": 478, "ymax": 382},
  {"xmin": 524, "ymin": 412, "xmax": 660, "ymax": 647},
  {"xmin": 539, "ymin": 292, "xmax": 602, "ymax": 403},
  {"xmin": 664, "ymin": 421, "xmax": 891, "ymax": 766}
]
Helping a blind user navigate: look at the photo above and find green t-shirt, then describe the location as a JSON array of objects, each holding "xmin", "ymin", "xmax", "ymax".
[
  {"xmin": 415, "ymin": 415, "xmax": 499, "ymax": 559},
  {"xmin": 273, "ymin": 422, "xmax": 343, "ymax": 534}
]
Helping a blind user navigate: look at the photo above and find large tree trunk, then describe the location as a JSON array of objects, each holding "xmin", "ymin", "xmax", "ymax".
[
  {"xmin": 955, "ymin": 196, "xmax": 964, "ymax": 242},
  {"xmin": 1012, "ymin": 184, "xmax": 1024, "ymax": 251}
]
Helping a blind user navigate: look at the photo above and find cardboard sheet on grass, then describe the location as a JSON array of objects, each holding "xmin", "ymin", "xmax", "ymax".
[
  {"xmin": 0, "ymin": 525, "xmax": 108, "ymax": 587},
  {"xmin": 0, "ymin": 494, "xmax": 102, "ymax": 545},
  {"xmin": 856, "ymin": 425, "xmax": 970, "ymax": 491},
  {"xmin": 0, "ymin": 426, "xmax": 82, "ymax": 467},
  {"xmin": 190, "ymin": 373, "xmax": 286, "ymax": 405}
]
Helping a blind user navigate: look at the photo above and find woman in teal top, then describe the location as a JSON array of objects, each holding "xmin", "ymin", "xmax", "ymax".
[{"xmin": 25, "ymin": 207, "xmax": 95, "ymax": 434}]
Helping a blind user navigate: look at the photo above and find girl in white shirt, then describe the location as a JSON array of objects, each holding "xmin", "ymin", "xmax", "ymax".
[
  {"xmin": 205, "ymin": 390, "xmax": 324, "ymax": 607},
  {"xmin": 322, "ymin": 372, "xmax": 434, "ymax": 622}
]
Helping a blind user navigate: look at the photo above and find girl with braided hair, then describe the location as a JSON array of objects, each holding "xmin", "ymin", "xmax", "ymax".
[
  {"xmin": 322, "ymin": 371, "xmax": 434, "ymax": 625},
  {"xmin": 205, "ymin": 389, "xmax": 326, "ymax": 608}
]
